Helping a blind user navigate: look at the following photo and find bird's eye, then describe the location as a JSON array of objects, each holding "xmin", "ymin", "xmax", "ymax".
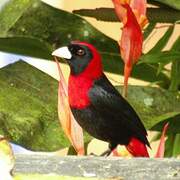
[{"xmin": 76, "ymin": 49, "xmax": 85, "ymax": 56}]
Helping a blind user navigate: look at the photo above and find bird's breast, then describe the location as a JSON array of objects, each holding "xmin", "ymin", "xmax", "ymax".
[{"xmin": 68, "ymin": 75, "xmax": 93, "ymax": 109}]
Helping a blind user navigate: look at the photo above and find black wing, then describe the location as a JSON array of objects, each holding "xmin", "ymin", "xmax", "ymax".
[{"xmin": 89, "ymin": 74, "xmax": 149, "ymax": 146}]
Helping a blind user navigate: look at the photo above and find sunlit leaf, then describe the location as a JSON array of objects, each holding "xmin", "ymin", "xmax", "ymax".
[
  {"xmin": 0, "ymin": 37, "xmax": 52, "ymax": 59},
  {"xmin": 0, "ymin": 61, "xmax": 67, "ymax": 151},
  {"xmin": 0, "ymin": 0, "xmax": 33, "ymax": 36}
]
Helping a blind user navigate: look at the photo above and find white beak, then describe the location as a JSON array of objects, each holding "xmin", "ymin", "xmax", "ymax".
[{"xmin": 52, "ymin": 46, "xmax": 72, "ymax": 59}]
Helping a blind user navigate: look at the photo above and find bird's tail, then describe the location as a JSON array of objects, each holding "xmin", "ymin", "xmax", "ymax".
[{"xmin": 125, "ymin": 137, "xmax": 149, "ymax": 157}]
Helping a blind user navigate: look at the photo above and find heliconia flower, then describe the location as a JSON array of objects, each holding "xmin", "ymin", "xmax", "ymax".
[
  {"xmin": 155, "ymin": 123, "xmax": 169, "ymax": 158},
  {"xmin": 120, "ymin": 4, "xmax": 143, "ymax": 97},
  {"xmin": 112, "ymin": 0, "xmax": 148, "ymax": 27},
  {"xmin": 112, "ymin": 0, "xmax": 148, "ymax": 97},
  {"xmin": 54, "ymin": 58, "xmax": 84, "ymax": 155},
  {"xmin": 130, "ymin": 0, "xmax": 148, "ymax": 28}
]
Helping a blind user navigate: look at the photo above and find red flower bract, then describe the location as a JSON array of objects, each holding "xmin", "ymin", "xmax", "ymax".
[
  {"xmin": 155, "ymin": 123, "xmax": 169, "ymax": 158},
  {"xmin": 112, "ymin": 0, "xmax": 147, "ymax": 97},
  {"xmin": 120, "ymin": 3, "xmax": 143, "ymax": 97}
]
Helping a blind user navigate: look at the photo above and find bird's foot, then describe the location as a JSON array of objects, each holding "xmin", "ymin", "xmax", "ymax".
[
  {"xmin": 99, "ymin": 149, "xmax": 112, "ymax": 157},
  {"xmin": 89, "ymin": 152, "xmax": 98, "ymax": 156},
  {"xmin": 89, "ymin": 151, "xmax": 111, "ymax": 157}
]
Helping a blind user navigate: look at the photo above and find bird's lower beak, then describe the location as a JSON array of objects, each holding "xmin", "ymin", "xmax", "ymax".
[{"xmin": 52, "ymin": 46, "xmax": 72, "ymax": 60}]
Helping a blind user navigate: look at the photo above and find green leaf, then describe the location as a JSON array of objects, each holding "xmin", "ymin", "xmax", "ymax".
[
  {"xmin": 0, "ymin": 0, "xmax": 169, "ymax": 85},
  {"xmin": 0, "ymin": 61, "xmax": 68, "ymax": 151},
  {"xmin": 171, "ymin": 37, "xmax": 180, "ymax": 51},
  {"xmin": 73, "ymin": 8, "xmax": 180, "ymax": 23},
  {"xmin": 165, "ymin": 134, "xmax": 174, "ymax": 157},
  {"xmin": 169, "ymin": 61, "xmax": 180, "ymax": 91},
  {"xmin": 0, "ymin": 36, "xmax": 52, "ymax": 59},
  {"xmin": 165, "ymin": 134, "xmax": 180, "ymax": 157},
  {"xmin": 142, "ymin": 26, "xmax": 176, "ymax": 76},
  {"xmin": 144, "ymin": 23, "xmax": 156, "ymax": 40},
  {"xmin": 140, "ymin": 51, "xmax": 180, "ymax": 64},
  {"xmin": 0, "ymin": 0, "xmax": 33, "ymax": 36},
  {"xmin": 73, "ymin": 8, "xmax": 118, "ymax": 22},
  {"xmin": 148, "ymin": 26, "xmax": 174, "ymax": 54},
  {"xmin": 116, "ymin": 86, "xmax": 180, "ymax": 131},
  {"xmin": 173, "ymin": 134, "xmax": 180, "ymax": 156},
  {"xmin": 147, "ymin": 8, "xmax": 180, "ymax": 23},
  {"xmin": 169, "ymin": 38, "xmax": 180, "ymax": 91},
  {"xmin": 150, "ymin": 112, "xmax": 180, "ymax": 133},
  {"xmin": 153, "ymin": 0, "xmax": 180, "ymax": 10},
  {"xmin": 150, "ymin": 132, "xmax": 161, "ymax": 142}
]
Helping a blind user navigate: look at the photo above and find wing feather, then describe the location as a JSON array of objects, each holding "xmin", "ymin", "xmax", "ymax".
[{"xmin": 89, "ymin": 74, "xmax": 149, "ymax": 146}]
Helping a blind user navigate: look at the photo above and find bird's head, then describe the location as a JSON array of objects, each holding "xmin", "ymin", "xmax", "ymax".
[{"xmin": 52, "ymin": 41, "xmax": 103, "ymax": 79}]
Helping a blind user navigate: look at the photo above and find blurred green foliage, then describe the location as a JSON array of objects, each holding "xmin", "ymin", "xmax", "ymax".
[{"xmin": 0, "ymin": 0, "xmax": 179, "ymax": 156}]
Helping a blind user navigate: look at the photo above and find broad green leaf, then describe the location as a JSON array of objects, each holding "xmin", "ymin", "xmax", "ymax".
[
  {"xmin": 0, "ymin": 0, "xmax": 169, "ymax": 84},
  {"xmin": 153, "ymin": 0, "xmax": 180, "ymax": 10},
  {"xmin": 139, "ymin": 51, "xmax": 180, "ymax": 64},
  {"xmin": 116, "ymin": 86, "xmax": 180, "ymax": 131},
  {"xmin": 0, "ymin": 61, "xmax": 69, "ymax": 151},
  {"xmin": 0, "ymin": 0, "xmax": 33, "ymax": 36},
  {"xmin": 0, "ymin": 36, "xmax": 52, "ymax": 59},
  {"xmin": 148, "ymin": 26, "xmax": 174, "ymax": 54}
]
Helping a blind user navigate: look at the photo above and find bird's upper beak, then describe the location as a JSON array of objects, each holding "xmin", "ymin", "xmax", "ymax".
[{"xmin": 52, "ymin": 46, "xmax": 72, "ymax": 59}]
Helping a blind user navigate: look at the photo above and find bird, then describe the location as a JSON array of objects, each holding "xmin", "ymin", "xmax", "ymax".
[{"xmin": 52, "ymin": 41, "xmax": 150, "ymax": 157}]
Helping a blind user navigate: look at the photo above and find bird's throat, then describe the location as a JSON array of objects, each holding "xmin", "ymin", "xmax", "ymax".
[{"xmin": 68, "ymin": 75, "xmax": 93, "ymax": 109}]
